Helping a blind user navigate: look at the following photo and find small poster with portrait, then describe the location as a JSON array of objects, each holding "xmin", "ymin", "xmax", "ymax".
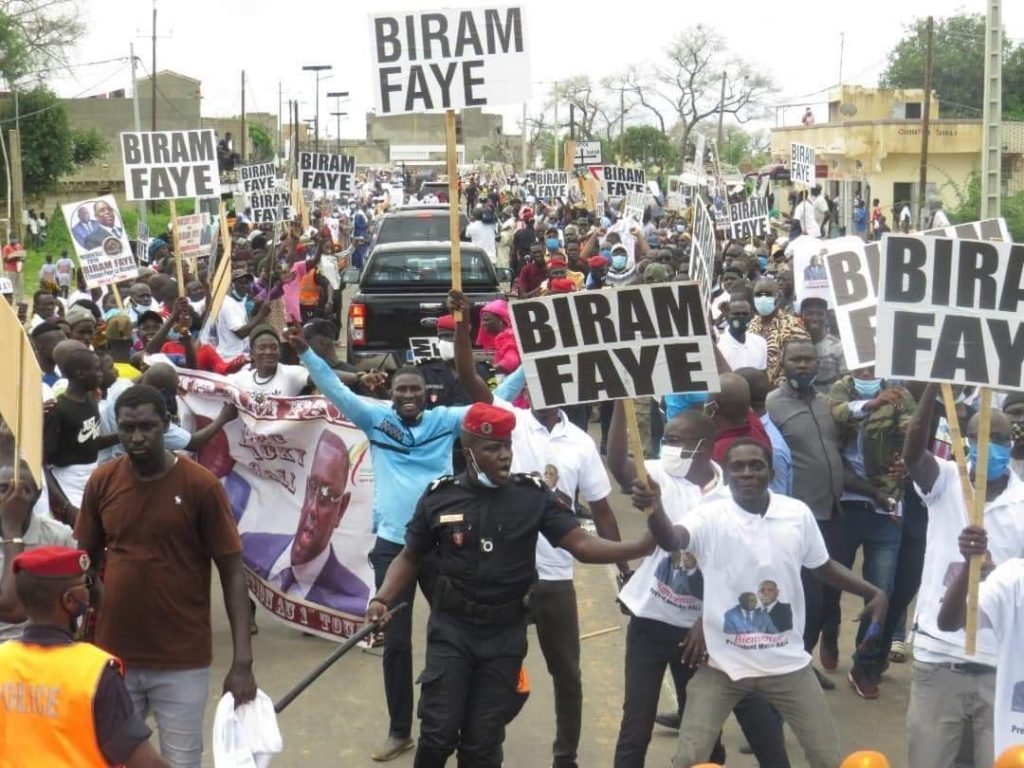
[{"xmin": 61, "ymin": 195, "xmax": 139, "ymax": 288}]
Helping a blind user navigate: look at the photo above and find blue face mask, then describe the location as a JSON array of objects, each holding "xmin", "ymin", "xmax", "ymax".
[
  {"xmin": 612, "ymin": 255, "xmax": 628, "ymax": 270},
  {"xmin": 853, "ymin": 378, "xmax": 883, "ymax": 398},
  {"xmin": 468, "ymin": 449, "xmax": 498, "ymax": 489},
  {"xmin": 754, "ymin": 295, "xmax": 776, "ymax": 316},
  {"xmin": 675, "ymin": 224, "xmax": 685, "ymax": 234},
  {"xmin": 758, "ymin": 256, "xmax": 769, "ymax": 270},
  {"xmin": 968, "ymin": 441, "xmax": 1012, "ymax": 481},
  {"xmin": 103, "ymin": 307, "xmax": 121, "ymax": 321},
  {"xmin": 546, "ymin": 237, "xmax": 560, "ymax": 251},
  {"xmin": 672, "ymin": 392, "xmax": 708, "ymax": 411}
]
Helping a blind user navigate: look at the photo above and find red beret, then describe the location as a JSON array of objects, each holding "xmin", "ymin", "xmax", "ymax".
[
  {"xmin": 548, "ymin": 278, "xmax": 575, "ymax": 293},
  {"xmin": 463, "ymin": 403, "xmax": 516, "ymax": 440},
  {"xmin": 435, "ymin": 315, "xmax": 456, "ymax": 332},
  {"xmin": 588, "ymin": 255, "xmax": 608, "ymax": 269},
  {"xmin": 13, "ymin": 546, "xmax": 91, "ymax": 578},
  {"xmin": 548, "ymin": 257, "xmax": 567, "ymax": 268}
]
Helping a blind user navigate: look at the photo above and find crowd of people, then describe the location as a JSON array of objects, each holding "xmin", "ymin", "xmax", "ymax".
[{"xmin": 0, "ymin": 164, "xmax": 1022, "ymax": 768}]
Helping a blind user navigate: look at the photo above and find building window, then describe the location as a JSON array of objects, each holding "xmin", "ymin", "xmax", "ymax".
[{"xmin": 904, "ymin": 102, "xmax": 922, "ymax": 119}]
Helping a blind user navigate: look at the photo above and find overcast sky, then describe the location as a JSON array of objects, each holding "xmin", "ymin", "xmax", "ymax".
[{"xmin": 46, "ymin": 0, "xmax": 1024, "ymax": 140}]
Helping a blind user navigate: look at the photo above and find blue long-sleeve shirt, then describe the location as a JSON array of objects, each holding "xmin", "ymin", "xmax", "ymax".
[
  {"xmin": 494, "ymin": 366, "xmax": 526, "ymax": 401},
  {"xmin": 299, "ymin": 349, "xmax": 469, "ymax": 545},
  {"xmin": 760, "ymin": 412, "xmax": 793, "ymax": 496}
]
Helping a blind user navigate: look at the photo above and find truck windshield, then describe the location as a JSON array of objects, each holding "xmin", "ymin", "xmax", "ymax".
[
  {"xmin": 375, "ymin": 214, "xmax": 466, "ymax": 244},
  {"xmin": 363, "ymin": 251, "xmax": 495, "ymax": 286}
]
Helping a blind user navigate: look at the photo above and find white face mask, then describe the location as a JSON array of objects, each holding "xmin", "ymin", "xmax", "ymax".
[
  {"xmin": 437, "ymin": 339, "xmax": 455, "ymax": 361},
  {"xmin": 467, "ymin": 449, "xmax": 498, "ymax": 489},
  {"xmin": 661, "ymin": 446, "xmax": 694, "ymax": 478}
]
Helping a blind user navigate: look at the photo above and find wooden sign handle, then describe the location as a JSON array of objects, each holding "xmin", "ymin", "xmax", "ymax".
[
  {"xmin": 966, "ymin": 389, "xmax": 992, "ymax": 655},
  {"xmin": 168, "ymin": 199, "xmax": 185, "ymax": 298},
  {"xmin": 621, "ymin": 399, "xmax": 651, "ymax": 515},
  {"xmin": 445, "ymin": 110, "xmax": 462, "ymax": 322},
  {"xmin": 110, "ymin": 283, "xmax": 124, "ymax": 311}
]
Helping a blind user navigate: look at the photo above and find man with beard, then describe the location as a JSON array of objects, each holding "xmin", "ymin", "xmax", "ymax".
[
  {"xmin": 287, "ymin": 326, "xmax": 471, "ymax": 762},
  {"xmin": 242, "ymin": 431, "xmax": 369, "ymax": 615}
]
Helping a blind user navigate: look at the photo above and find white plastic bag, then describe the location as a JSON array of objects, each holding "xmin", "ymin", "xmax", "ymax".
[{"xmin": 212, "ymin": 690, "xmax": 283, "ymax": 768}]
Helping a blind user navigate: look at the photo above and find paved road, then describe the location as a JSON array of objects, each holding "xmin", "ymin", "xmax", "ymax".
[{"xmin": 194, "ymin": 476, "xmax": 912, "ymax": 767}]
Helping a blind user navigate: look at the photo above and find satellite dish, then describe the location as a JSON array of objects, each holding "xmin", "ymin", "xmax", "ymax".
[{"xmin": 839, "ymin": 103, "xmax": 858, "ymax": 117}]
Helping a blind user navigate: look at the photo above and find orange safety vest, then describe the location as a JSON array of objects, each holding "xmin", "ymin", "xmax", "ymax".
[
  {"xmin": 299, "ymin": 267, "xmax": 321, "ymax": 307},
  {"xmin": 0, "ymin": 639, "xmax": 123, "ymax": 767}
]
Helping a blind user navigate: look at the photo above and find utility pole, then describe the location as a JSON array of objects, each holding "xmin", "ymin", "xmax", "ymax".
[
  {"xmin": 129, "ymin": 44, "xmax": 148, "ymax": 241},
  {"xmin": 330, "ymin": 113, "xmax": 348, "ymax": 153},
  {"xmin": 293, "ymin": 100, "xmax": 300, "ymax": 177},
  {"xmin": 838, "ymin": 32, "xmax": 845, "ymax": 85},
  {"xmin": 717, "ymin": 72, "xmax": 727, "ymax": 151},
  {"xmin": 302, "ymin": 65, "xmax": 332, "ymax": 154},
  {"xmin": 619, "ymin": 87, "xmax": 625, "ymax": 162},
  {"xmin": 553, "ymin": 81, "xmax": 559, "ymax": 171},
  {"xmin": 151, "ymin": 5, "xmax": 157, "ymax": 131},
  {"xmin": 569, "ymin": 104, "xmax": 576, "ymax": 141},
  {"xmin": 521, "ymin": 102, "xmax": 528, "ymax": 170},
  {"xmin": 240, "ymin": 70, "xmax": 247, "ymax": 163},
  {"xmin": 9, "ymin": 129, "xmax": 23, "ymax": 244},
  {"xmin": 980, "ymin": 0, "xmax": 1003, "ymax": 218},
  {"xmin": 277, "ymin": 81, "xmax": 282, "ymax": 163},
  {"xmin": 326, "ymin": 91, "xmax": 349, "ymax": 154},
  {"xmin": 917, "ymin": 16, "xmax": 934, "ymax": 229}
]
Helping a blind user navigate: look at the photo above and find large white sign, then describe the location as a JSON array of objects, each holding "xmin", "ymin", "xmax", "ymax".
[
  {"xmin": 689, "ymin": 199, "xmax": 716, "ymax": 308},
  {"xmin": 825, "ymin": 218, "xmax": 1010, "ymax": 370},
  {"xmin": 121, "ymin": 130, "xmax": 221, "ymax": 201},
  {"xmin": 299, "ymin": 152, "xmax": 356, "ymax": 193},
  {"xmin": 876, "ymin": 234, "xmax": 1024, "ymax": 390},
  {"xmin": 370, "ymin": 6, "xmax": 531, "ymax": 115},
  {"xmin": 595, "ymin": 165, "xmax": 646, "ymax": 197},
  {"xmin": 790, "ymin": 142, "xmax": 815, "ymax": 187},
  {"xmin": 509, "ymin": 283, "xmax": 719, "ymax": 408},
  {"xmin": 725, "ymin": 197, "xmax": 769, "ymax": 240},
  {"xmin": 574, "ymin": 141, "xmax": 602, "ymax": 165}
]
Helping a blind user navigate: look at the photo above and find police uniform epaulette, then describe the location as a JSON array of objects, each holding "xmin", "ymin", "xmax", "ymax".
[
  {"xmin": 428, "ymin": 475, "xmax": 458, "ymax": 493},
  {"xmin": 511, "ymin": 472, "xmax": 544, "ymax": 489}
]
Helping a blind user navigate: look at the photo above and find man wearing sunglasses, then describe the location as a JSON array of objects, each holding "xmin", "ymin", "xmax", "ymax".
[
  {"xmin": 241, "ymin": 431, "xmax": 369, "ymax": 615},
  {"xmin": 903, "ymin": 383, "xmax": 1024, "ymax": 768}
]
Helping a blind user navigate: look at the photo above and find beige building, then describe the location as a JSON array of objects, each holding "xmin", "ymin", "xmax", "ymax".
[{"xmin": 771, "ymin": 85, "xmax": 1023, "ymax": 229}]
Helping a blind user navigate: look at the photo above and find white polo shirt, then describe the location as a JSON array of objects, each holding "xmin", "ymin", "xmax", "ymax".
[
  {"xmin": 685, "ymin": 491, "xmax": 829, "ymax": 681},
  {"xmin": 495, "ymin": 399, "xmax": 611, "ymax": 581},
  {"xmin": 618, "ymin": 460, "xmax": 723, "ymax": 628},
  {"xmin": 717, "ymin": 331, "xmax": 768, "ymax": 372},
  {"xmin": 914, "ymin": 459, "xmax": 1024, "ymax": 665},
  {"xmin": 229, "ymin": 364, "xmax": 309, "ymax": 399},
  {"xmin": 978, "ymin": 558, "xmax": 1024, "ymax": 757}
]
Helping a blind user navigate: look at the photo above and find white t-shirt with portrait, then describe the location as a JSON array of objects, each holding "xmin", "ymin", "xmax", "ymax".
[
  {"xmin": 618, "ymin": 460, "xmax": 723, "ymax": 628},
  {"xmin": 495, "ymin": 399, "xmax": 611, "ymax": 581},
  {"xmin": 978, "ymin": 558, "xmax": 1024, "ymax": 758},
  {"xmin": 685, "ymin": 491, "xmax": 829, "ymax": 681},
  {"xmin": 914, "ymin": 459, "xmax": 1024, "ymax": 665},
  {"xmin": 229, "ymin": 364, "xmax": 309, "ymax": 399}
]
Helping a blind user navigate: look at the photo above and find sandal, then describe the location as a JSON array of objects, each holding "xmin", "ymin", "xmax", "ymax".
[{"xmin": 889, "ymin": 639, "xmax": 906, "ymax": 663}]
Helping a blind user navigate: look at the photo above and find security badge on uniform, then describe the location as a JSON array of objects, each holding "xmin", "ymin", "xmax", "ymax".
[{"xmin": 440, "ymin": 513, "xmax": 466, "ymax": 547}]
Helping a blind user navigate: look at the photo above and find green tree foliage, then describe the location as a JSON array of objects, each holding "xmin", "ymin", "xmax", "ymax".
[
  {"xmin": 880, "ymin": 13, "xmax": 1024, "ymax": 120},
  {"xmin": 949, "ymin": 172, "xmax": 1024, "ymax": 242},
  {"xmin": 0, "ymin": 1, "xmax": 83, "ymax": 83},
  {"xmin": 247, "ymin": 124, "xmax": 274, "ymax": 162},
  {"xmin": 715, "ymin": 126, "xmax": 771, "ymax": 171},
  {"xmin": 618, "ymin": 126, "xmax": 678, "ymax": 171},
  {"xmin": 0, "ymin": 87, "xmax": 106, "ymax": 197}
]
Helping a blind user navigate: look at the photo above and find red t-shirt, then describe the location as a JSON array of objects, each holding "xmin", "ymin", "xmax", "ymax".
[
  {"xmin": 712, "ymin": 411, "xmax": 772, "ymax": 466},
  {"xmin": 160, "ymin": 341, "xmax": 245, "ymax": 375},
  {"xmin": 518, "ymin": 262, "xmax": 546, "ymax": 295}
]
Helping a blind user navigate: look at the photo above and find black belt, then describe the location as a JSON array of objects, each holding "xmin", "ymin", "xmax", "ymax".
[{"xmin": 433, "ymin": 575, "xmax": 526, "ymax": 625}]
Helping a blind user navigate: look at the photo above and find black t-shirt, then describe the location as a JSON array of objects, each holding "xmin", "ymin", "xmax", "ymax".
[
  {"xmin": 44, "ymin": 395, "xmax": 101, "ymax": 467},
  {"xmin": 406, "ymin": 473, "xmax": 579, "ymax": 605}
]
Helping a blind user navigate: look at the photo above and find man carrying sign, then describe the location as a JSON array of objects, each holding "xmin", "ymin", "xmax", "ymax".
[{"xmin": 902, "ymin": 384, "xmax": 1024, "ymax": 768}]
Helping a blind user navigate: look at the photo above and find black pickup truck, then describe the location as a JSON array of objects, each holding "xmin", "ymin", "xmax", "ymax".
[{"xmin": 341, "ymin": 241, "xmax": 510, "ymax": 367}]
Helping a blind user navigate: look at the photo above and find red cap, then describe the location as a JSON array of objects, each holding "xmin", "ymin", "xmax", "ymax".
[
  {"xmin": 462, "ymin": 403, "xmax": 516, "ymax": 440},
  {"xmin": 520, "ymin": 206, "xmax": 535, "ymax": 221},
  {"xmin": 588, "ymin": 255, "xmax": 609, "ymax": 269},
  {"xmin": 13, "ymin": 546, "xmax": 91, "ymax": 578},
  {"xmin": 435, "ymin": 314, "xmax": 456, "ymax": 332},
  {"xmin": 548, "ymin": 278, "xmax": 575, "ymax": 293},
  {"xmin": 548, "ymin": 256, "xmax": 567, "ymax": 268}
]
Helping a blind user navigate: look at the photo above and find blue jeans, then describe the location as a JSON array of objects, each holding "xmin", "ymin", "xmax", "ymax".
[
  {"xmin": 835, "ymin": 500, "xmax": 903, "ymax": 667},
  {"xmin": 124, "ymin": 666, "xmax": 210, "ymax": 768}
]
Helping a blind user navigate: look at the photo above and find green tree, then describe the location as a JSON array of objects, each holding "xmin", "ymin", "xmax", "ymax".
[
  {"xmin": 0, "ymin": 87, "xmax": 106, "ymax": 197},
  {"xmin": 880, "ymin": 13, "xmax": 1024, "ymax": 119},
  {"xmin": 0, "ymin": 0, "xmax": 83, "ymax": 82},
  {"xmin": 948, "ymin": 172, "xmax": 1024, "ymax": 242},
  {"xmin": 247, "ymin": 124, "xmax": 274, "ymax": 162},
  {"xmin": 715, "ymin": 126, "xmax": 771, "ymax": 171},
  {"xmin": 618, "ymin": 125, "xmax": 678, "ymax": 170}
]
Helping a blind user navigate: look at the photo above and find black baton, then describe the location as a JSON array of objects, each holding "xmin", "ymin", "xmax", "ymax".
[{"xmin": 273, "ymin": 602, "xmax": 409, "ymax": 714}]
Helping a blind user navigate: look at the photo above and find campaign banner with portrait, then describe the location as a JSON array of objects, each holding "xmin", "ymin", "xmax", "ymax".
[
  {"xmin": 175, "ymin": 369, "xmax": 376, "ymax": 641},
  {"xmin": 791, "ymin": 236, "xmax": 831, "ymax": 308},
  {"xmin": 61, "ymin": 195, "xmax": 139, "ymax": 288},
  {"xmin": 174, "ymin": 212, "xmax": 216, "ymax": 264}
]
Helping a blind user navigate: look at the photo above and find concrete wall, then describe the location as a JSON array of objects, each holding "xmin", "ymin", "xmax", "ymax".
[{"xmin": 366, "ymin": 107, "xmax": 503, "ymax": 164}]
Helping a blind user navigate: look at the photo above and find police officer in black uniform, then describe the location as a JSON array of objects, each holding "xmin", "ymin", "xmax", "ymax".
[
  {"xmin": 366, "ymin": 402, "xmax": 649, "ymax": 768},
  {"xmin": 418, "ymin": 314, "xmax": 496, "ymax": 473}
]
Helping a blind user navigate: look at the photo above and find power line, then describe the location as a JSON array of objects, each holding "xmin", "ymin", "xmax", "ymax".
[{"xmin": 134, "ymin": 57, "xmax": 190, "ymax": 121}]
